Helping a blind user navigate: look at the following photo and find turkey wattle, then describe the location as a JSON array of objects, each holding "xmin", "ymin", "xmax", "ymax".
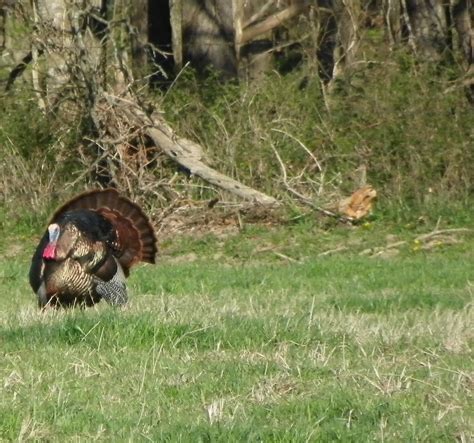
[{"xmin": 29, "ymin": 189, "xmax": 157, "ymax": 308}]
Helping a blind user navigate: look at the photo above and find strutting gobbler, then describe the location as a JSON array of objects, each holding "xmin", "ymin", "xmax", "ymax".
[{"xmin": 29, "ymin": 189, "xmax": 157, "ymax": 308}]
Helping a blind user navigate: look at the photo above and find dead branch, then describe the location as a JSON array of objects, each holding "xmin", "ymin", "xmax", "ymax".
[
  {"xmin": 272, "ymin": 251, "xmax": 300, "ymax": 263},
  {"xmin": 243, "ymin": 0, "xmax": 276, "ymax": 29},
  {"xmin": 360, "ymin": 228, "xmax": 473, "ymax": 256},
  {"xmin": 416, "ymin": 228, "xmax": 472, "ymax": 242},
  {"xmin": 102, "ymin": 93, "xmax": 279, "ymax": 206},
  {"xmin": 253, "ymin": 245, "xmax": 301, "ymax": 263},
  {"xmin": 318, "ymin": 246, "xmax": 349, "ymax": 256},
  {"xmin": 239, "ymin": 1, "xmax": 311, "ymax": 46},
  {"xmin": 5, "ymin": 50, "xmax": 36, "ymax": 91},
  {"xmin": 360, "ymin": 241, "xmax": 407, "ymax": 256}
]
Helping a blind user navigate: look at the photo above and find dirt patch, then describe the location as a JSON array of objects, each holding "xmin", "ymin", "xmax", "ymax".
[{"xmin": 155, "ymin": 202, "xmax": 285, "ymax": 240}]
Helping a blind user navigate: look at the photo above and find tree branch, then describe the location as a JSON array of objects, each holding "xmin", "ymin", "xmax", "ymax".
[
  {"xmin": 238, "ymin": 1, "xmax": 311, "ymax": 46},
  {"xmin": 103, "ymin": 93, "xmax": 279, "ymax": 206}
]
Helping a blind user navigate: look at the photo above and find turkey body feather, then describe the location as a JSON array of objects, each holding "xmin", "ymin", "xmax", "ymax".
[{"xmin": 29, "ymin": 189, "xmax": 157, "ymax": 308}]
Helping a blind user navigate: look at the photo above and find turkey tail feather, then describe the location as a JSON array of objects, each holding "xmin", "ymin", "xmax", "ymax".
[{"xmin": 52, "ymin": 189, "xmax": 157, "ymax": 269}]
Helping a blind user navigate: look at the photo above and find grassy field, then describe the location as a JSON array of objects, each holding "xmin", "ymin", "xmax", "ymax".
[{"xmin": 0, "ymin": 217, "xmax": 472, "ymax": 441}]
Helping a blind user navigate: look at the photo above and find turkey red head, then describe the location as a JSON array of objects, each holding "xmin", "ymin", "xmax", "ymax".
[
  {"xmin": 42, "ymin": 223, "xmax": 60, "ymax": 260},
  {"xmin": 29, "ymin": 189, "xmax": 157, "ymax": 308}
]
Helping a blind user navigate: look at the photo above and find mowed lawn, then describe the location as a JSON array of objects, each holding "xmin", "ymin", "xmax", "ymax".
[{"xmin": 0, "ymin": 224, "xmax": 472, "ymax": 441}]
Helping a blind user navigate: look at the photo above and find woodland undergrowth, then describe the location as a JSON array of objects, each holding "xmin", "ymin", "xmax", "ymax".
[{"xmin": 0, "ymin": 45, "xmax": 473, "ymax": 234}]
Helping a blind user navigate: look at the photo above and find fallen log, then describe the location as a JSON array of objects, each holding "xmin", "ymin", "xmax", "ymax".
[{"xmin": 103, "ymin": 93, "xmax": 279, "ymax": 206}]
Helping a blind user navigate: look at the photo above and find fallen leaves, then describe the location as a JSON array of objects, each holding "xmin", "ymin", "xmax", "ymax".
[{"xmin": 338, "ymin": 185, "xmax": 377, "ymax": 220}]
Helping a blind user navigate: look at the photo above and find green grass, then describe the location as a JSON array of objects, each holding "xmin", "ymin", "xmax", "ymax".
[{"xmin": 1, "ymin": 222, "xmax": 473, "ymax": 441}]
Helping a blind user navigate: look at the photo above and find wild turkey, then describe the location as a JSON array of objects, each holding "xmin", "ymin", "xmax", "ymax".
[{"xmin": 29, "ymin": 189, "xmax": 157, "ymax": 308}]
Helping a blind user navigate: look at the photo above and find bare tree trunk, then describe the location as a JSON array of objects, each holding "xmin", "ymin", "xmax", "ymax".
[
  {"xmin": 170, "ymin": 0, "xmax": 183, "ymax": 71},
  {"xmin": 452, "ymin": 0, "xmax": 473, "ymax": 65},
  {"xmin": 452, "ymin": 0, "xmax": 474, "ymax": 101},
  {"xmin": 34, "ymin": 0, "xmax": 71, "ymax": 106},
  {"xmin": 31, "ymin": 0, "xmax": 104, "ymax": 110},
  {"xmin": 129, "ymin": 0, "xmax": 149, "ymax": 76},
  {"xmin": 316, "ymin": 0, "xmax": 338, "ymax": 83},
  {"xmin": 0, "ymin": 0, "xmax": 18, "ymax": 74},
  {"xmin": 182, "ymin": 0, "xmax": 237, "ymax": 77},
  {"xmin": 316, "ymin": 0, "xmax": 361, "ymax": 89},
  {"xmin": 384, "ymin": 0, "xmax": 402, "ymax": 44},
  {"xmin": 334, "ymin": 0, "xmax": 361, "ymax": 77},
  {"xmin": 403, "ymin": 0, "xmax": 450, "ymax": 60},
  {"xmin": 235, "ymin": 0, "xmax": 276, "ymax": 79},
  {"xmin": 0, "ymin": 4, "xmax": 6, "ymax": 53}
]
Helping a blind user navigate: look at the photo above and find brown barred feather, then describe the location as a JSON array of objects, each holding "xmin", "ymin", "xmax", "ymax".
[{"xmin": 52, "ymin": 189, "xmax": 157, "ymax": 269}]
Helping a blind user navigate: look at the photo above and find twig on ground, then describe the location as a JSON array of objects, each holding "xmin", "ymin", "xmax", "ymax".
[
  {"xmin": 360, "ymin": 228, "xmax": 473, "ymax": 257},
  {"xmin": 318, "ymin": 246, "xmax": 349, "ymax": 256},
  {"xmin": 416, "ymin": 228, "xmax": 472, "ymax": 242},
  {"xmin": 272, "ymin": 251, "xmax": 300, "ymax": 263}
]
